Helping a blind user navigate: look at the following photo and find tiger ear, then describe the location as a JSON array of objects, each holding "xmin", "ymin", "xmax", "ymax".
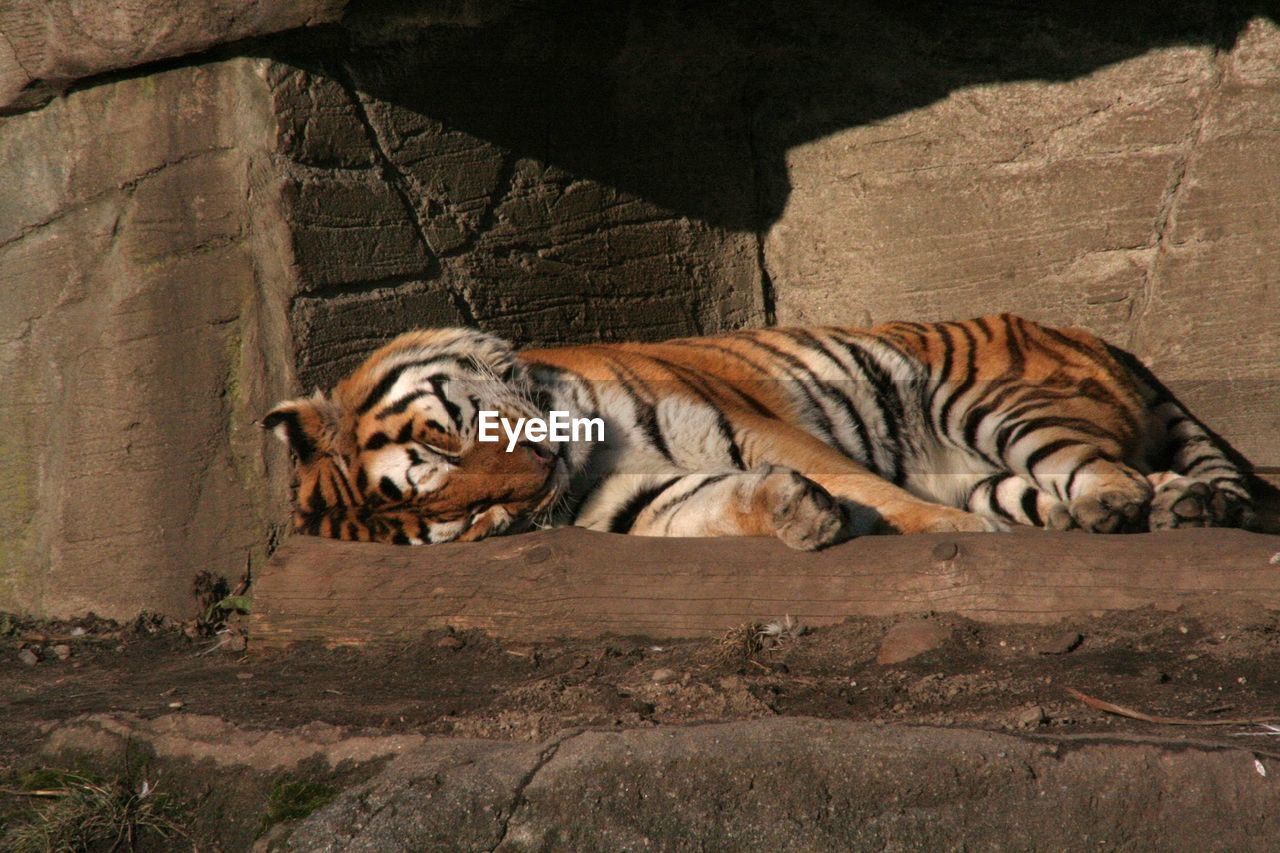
[{"xmin": 262, "ymin": 392, "xmax": 341, "ymax": 464}]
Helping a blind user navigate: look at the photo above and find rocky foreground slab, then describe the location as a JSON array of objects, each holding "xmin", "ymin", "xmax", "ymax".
[{"xmin": 227, "ymin": 718, "xmax": 1280, "ymax": 850}]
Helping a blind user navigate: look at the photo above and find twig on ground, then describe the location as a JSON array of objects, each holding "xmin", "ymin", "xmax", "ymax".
[
  {"xmin": 1229, "ymin": 724, "xmax": 1280, "ymax": 737},
  {"xmin": 1067, "ymin": 687, "xmax": 1280, "ymax": 727}
]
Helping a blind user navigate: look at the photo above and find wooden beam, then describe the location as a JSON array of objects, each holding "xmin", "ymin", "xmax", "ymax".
[{"xmin": 247, "ymin": 527, "xmax": 1280, "ymax": 648}]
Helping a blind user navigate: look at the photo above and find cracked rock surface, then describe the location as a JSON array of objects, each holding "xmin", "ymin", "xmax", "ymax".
[
  {"xmin": 0, "ymin": 59, "xmax": 293, "ymax": 618},
  {"xmin": 286, "ymin": 718, "xmax": 1280, "ymax": 851}
]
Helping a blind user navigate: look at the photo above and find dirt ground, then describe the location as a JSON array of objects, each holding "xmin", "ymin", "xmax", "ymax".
[
  {"xmin": 7, "ymin": 603, "xmax": 1280, "ymax": 765},
  {"xmin": 5, "ymin": 600, "xmax": 1280, "ymax": 848}
]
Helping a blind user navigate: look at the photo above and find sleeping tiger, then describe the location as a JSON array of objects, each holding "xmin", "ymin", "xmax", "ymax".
[{"xmin": 262, "ymin": 315, "xmax": 1253, "ymax": 548}]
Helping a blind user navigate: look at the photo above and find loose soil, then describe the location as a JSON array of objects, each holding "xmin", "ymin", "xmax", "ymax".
[
  {"xmin": 6, "ymin": 600, "xmax": 1280, "ymax": 850},
  {"xmin": 6, "ymin": 604, "xmax": 1280, "ymax": 773}
]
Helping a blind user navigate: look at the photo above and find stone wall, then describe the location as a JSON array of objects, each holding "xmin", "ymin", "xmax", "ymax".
[
  {"xmin": 0, "ymin": 60, "xmax": 295, "ymax": 616},
  {"xmin": 765, "ymin": 13, "xmax": 1280, "ymax": 467},
  {"xmin": 1, "ymin": 1, "xmax": 1276, "ymax": 618}
]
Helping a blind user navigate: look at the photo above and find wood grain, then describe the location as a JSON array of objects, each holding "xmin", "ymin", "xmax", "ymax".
[{"xmin": 247, "ymin": 527, "xmax": 1280, "ymax": 648}]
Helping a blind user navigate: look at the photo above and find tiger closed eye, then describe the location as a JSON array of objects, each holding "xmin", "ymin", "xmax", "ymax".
[
  {"xmin": 521, "ymin": 442, "xmax": 555, "ymax": 463},
  {"xmin": 424, "ymin": 445, "xmax": 462, "ymax": 463}
]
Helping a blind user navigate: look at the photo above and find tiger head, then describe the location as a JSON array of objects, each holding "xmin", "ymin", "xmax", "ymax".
[{"xmin": 263, "ymin": 328, "xmax": 566, "ymax": 544}]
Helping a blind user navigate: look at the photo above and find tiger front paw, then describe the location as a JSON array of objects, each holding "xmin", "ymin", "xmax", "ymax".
[
  {"xmin": 767, "ymin": 470, "xmax": 848, "ymax": 551},
  {"xmin": 1147, "ymin": 475, "xmax": 1253, "ymax": 530},
  {"xmin": 1068, "ymin": 483, "xmax": 1151, "ymax": 533}
]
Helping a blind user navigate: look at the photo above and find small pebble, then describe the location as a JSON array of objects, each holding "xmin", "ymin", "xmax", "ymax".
[
  {"xmin": 651, "ymin": 668, "xmax": 677, "ymax": 684},
  {"xmin": 52, "ymin": 644, "xmax": 72, "ymax": 660},
  {"xmin": 167, "ymin": 701, "xmax": 184, "ymax": 710},
  {"xmin": 70, "ymin": 627, "xmax": 86, "ymax": 637},
  {"xmin": 1017, "ymin": 705, "xmax": 1048, "ymax": 728},
  {"xmin": 18, "ymin": 648, "xmax": 39, "ymax": 667},
  {"xmin": 435, "ymin": 635, "xmax": 465, "ymax": 650},
  {"xmin": 877, "ymin": 620, "xmax": 952, "ymax": 665},
  {"xmin": 1036, "ymin": 631, "xmax": 1083, "ymax": 656}
]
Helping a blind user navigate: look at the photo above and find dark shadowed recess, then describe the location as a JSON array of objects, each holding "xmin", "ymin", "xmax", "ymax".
[{"xmin": 276, "ymin": 0, "xmax": 1278, "ymax": 232}]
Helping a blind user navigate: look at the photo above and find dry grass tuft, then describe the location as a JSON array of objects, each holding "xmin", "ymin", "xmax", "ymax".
[
  {"xmin": 713, "ymin": 615, "xmax": 808, "ymax": 664},
  {"xmin": 715, "ymin": 623, "xmax": 765, "ymax": 663},
  {"xmin": 2, "ymin": 772, "xmax": 188, "ymax": 853}
]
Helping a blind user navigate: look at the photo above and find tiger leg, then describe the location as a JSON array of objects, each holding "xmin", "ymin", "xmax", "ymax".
[
  {"xmin": 965, "ymin": 473, "xmax": 1073, "ymax": 530},
  {"xmin": 1144, "ymin": 400, "xmax": 1253, "ymax": 530},
  {"xmin": 1002, "ymin": 435, "xmax": 1152, "ymax": 533},
  {"xmin": 587, "ymin": 467, "xmax": 849, "ymax": 550},
  {"xmin": 728, "ymin": 412, "xmax": 996, "ymax": 534}
]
